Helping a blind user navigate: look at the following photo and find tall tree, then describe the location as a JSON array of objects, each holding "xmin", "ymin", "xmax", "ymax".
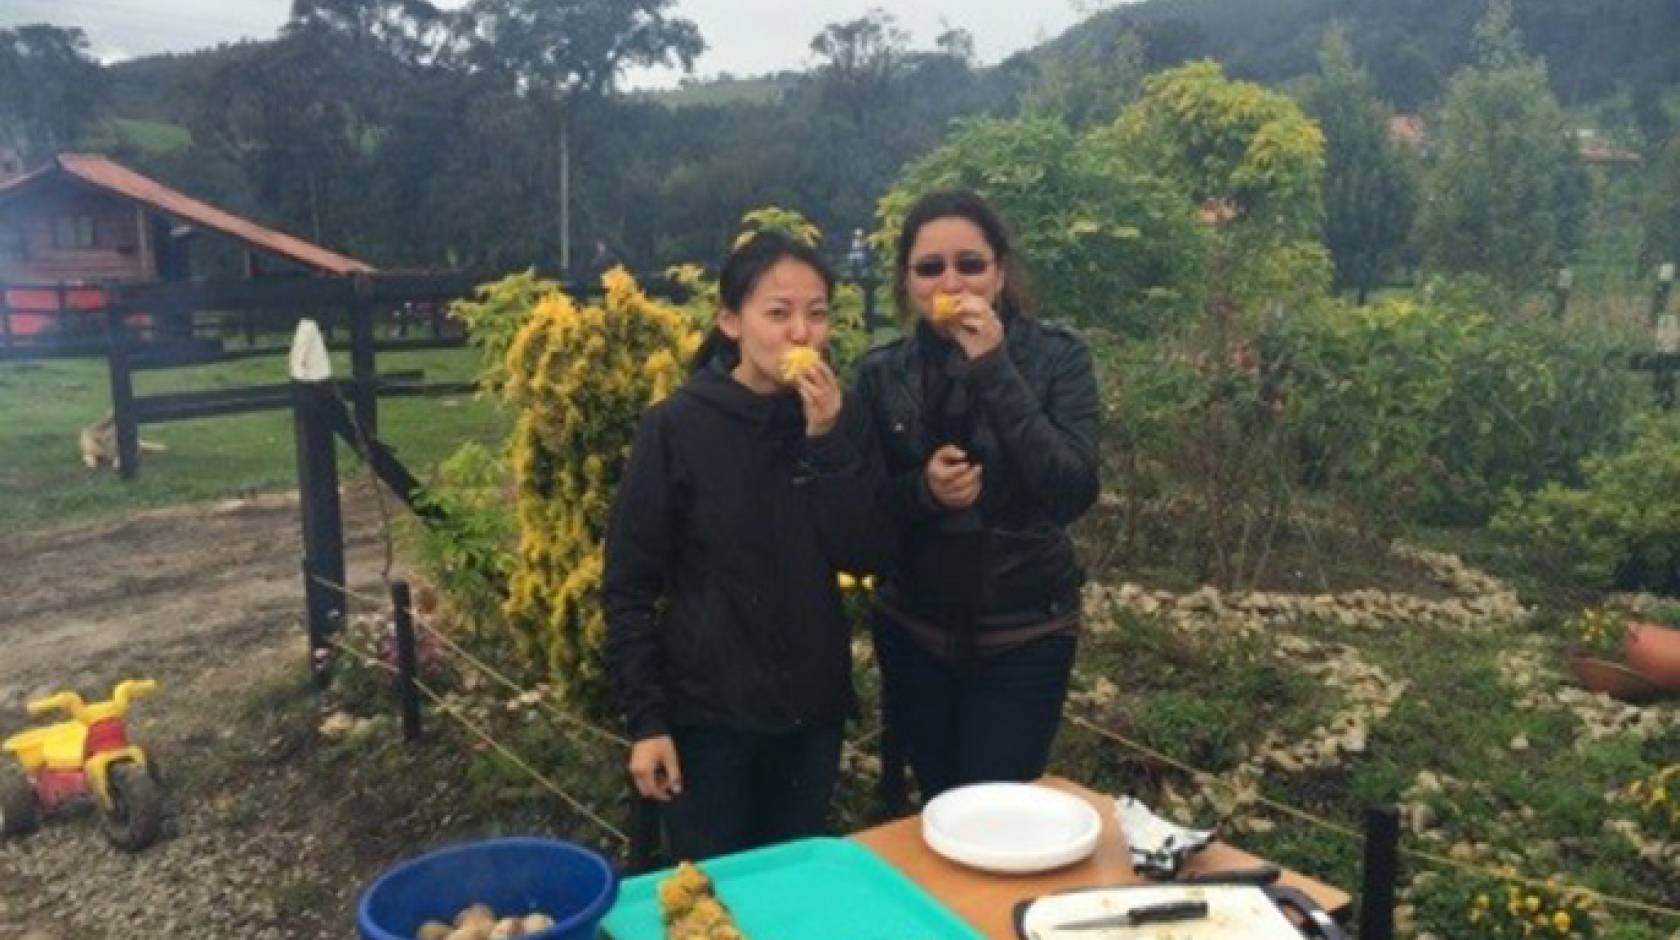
[
  {"xmin": 1020, "ymin": 24, "xmax": 1145, "ymax": 130},
  {"xmin": 1297, "ymin": 25, "xmax": 1416, "ymax": 302},
  {"xmin": 1646, "ymin": 136, "xmax": 1680, "ymax": 271},
  {"xmin": 1093, "ymin": 59, "xmax": 1330, "ymax": 314},
  {"xmin": 807, "ymin": 8, "xmax": 909, "ymax": 131},
  {"xmin": 0, "ymin": 25, "xmax": 106, "ymax": 162},
  {"xmin": 187, "ymin": 23, "xmax": 394, "ymax": 250},
  {"xmin": 456, "ymin": 0, "xmax": 703, "ymax": 272},
  {"xmin": 289, "ymin": 0, "xmax": 457, "ymax": 66},
  {"xmin": 1415, "ymin": 0, "xmax": 1574, "ymax": 292}
]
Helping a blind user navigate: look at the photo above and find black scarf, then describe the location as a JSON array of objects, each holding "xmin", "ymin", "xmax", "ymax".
[{"xmin": 909, "ymin": 320, "xmax": 988, "ymax": 654}]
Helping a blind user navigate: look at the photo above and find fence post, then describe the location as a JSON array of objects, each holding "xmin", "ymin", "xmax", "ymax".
[
  {"xmin": 291, "ymin": 320, "xmax": 346, "ymax": 687},
  {"xmin": 349, "ymin": 275, "xmax": 378, "ymax": 440},
  {"xmin": 391, "ymin": 580, "xmax": 422, "ymax": 743},
  {"xmin": 1550, "ymin": 267, "xmax": 1572, "ymax": 321},
  {"xmin": 1, "ymin": 281, "xmax": 12, "ymax": 349},
  {"xmin": 1359, "ymin": 805, "xmax": 1401, "ymax": 940},
  {"xmin": 104, "ymin": 300, "xmax": 141, "ymax": 481},
  {"xmin": 1652, "ymin": 263, "xmax": 1675, "ymax": 326}
]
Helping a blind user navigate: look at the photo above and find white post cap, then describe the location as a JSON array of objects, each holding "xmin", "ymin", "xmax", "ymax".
[{"xmin": 288, "ymin": 319, "xmax": 332, "ymax": 382}]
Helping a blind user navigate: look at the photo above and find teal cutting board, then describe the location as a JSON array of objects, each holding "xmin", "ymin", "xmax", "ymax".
[{"xmin": 601, "ymin": 837, "xmax": 985, "ymax": 939}]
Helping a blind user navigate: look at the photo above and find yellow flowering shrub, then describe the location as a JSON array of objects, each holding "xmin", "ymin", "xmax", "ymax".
[
  {"xmin": 733, "ymin": 206, "xmax": 822, "ymax": 249},
  {"xmin": 1622, "ymin": 765, "xmax": 1680, "ymax": 840},
  {"xmin": 1416, "ymin": 874, "xmax": 1599, "ymax": 939},
  {"xmin": 500, "ymin": 268, "xmax": 700, "ymax": 710},
  {"xmin": 1567, "ymin": 607, "xmax": 1630, "ymax": 659}
]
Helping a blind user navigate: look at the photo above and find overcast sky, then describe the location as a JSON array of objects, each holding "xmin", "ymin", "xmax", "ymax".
[{"xmin": 2, "ymin": 0, "xmax": 1107, "ymax": 88}]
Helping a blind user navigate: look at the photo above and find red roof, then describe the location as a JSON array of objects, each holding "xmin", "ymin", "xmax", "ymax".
[
  {"xmin": 1387, "ymin": 115, "xmax": 1427, "ymax": 148},
  {"xmin": 0, "ymin": 153, "xmax": 374, "ymax": 276},
  {"xmin": 1578, "ymin": 140, "xmax": 1642, "ymax": 165}
]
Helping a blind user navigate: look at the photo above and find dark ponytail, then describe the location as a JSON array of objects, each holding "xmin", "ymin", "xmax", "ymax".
[{"xmin": 690, "ymin": 230, "xmax": 838, "ymax": 374}]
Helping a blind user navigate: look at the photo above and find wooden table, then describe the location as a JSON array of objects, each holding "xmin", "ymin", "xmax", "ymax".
[{"xmin": 851, "ymin": 777, "xmax": 1351, "ymax": 940}]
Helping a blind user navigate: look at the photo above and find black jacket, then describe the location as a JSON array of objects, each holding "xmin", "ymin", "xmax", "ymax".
[
  {"xmin": 603, "ymin": 366, "xmax": 891, "ymax": 740},
  {"xmin": 854, "ymin": 315, "xmax": 1100, "ymax": 630}
]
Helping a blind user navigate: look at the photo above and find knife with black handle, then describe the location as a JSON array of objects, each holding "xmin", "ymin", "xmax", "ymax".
[{"xmin": 1052, "ymin": 899, "xmax": 1212, "ymax": 931}]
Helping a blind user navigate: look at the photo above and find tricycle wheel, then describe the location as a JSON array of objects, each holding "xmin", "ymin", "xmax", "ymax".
[
  {"xmin": 0, "ymin": 765, "xmax": 38, "ymax": 838},
  {"xmin": 100, "ymin": 761, "xmax": 163, "ymax": 851}
]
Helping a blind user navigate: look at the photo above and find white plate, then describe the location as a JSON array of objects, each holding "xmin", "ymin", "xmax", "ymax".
[{"xmin": 921, "ymin": 783, "xmax": 1102, "ymax": 874}]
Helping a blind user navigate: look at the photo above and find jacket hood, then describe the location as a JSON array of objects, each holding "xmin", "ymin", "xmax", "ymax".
[{"xmin": 680, "ymin": 361, "xmax": 805, "ymax": 437}]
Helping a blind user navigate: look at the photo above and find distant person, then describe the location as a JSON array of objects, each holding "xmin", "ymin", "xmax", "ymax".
[
  {"xmin": 588, "ymin": 239, "xmax": 622, "ymax": 282},
  {"xmin": 846, "ymin": 228, "xmax": 871, "ymax": 280}
]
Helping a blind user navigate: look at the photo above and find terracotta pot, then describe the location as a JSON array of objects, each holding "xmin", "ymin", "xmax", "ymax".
[
  {"xmin": 1569, "ymin": 654, "xmax": 1668, "ymax": 704},
  {"xmin": 1624, "ymin": 622, "xmax": 1680, "ymax": 691}
]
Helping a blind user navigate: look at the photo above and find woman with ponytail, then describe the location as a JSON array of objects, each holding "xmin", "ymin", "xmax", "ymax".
[{"xmin": 603, "ymin": 232, "xmax": 891, "ymax": 859}]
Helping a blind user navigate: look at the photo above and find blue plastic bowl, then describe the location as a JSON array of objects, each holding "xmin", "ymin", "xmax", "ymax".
[{"xmin": 356, "ymin": 837, "xmax": 618, "ymax": 940}]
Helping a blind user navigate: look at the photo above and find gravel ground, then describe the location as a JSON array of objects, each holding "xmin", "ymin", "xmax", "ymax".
[{"xmin": 0, "ymin": 492, "xmax": 402, "ymax": 939}]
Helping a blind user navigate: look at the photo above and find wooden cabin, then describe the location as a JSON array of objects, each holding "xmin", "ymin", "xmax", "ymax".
[{"xmin": 0, "ymin": 153, "xmax": 373, "ymax": 345}]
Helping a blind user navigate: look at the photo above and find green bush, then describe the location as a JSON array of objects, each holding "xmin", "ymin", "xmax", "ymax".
[
  {"xmin": 874, "ymin": 115, "xmax": 1206, "ymax": 336},
  {"xmin": 1280, "ymin": 297, "xmax": 1642, "ymax": 527},
  {"xmin": 408, "ymin": 442, "xmax": 517, "ymax": 634},
  {"xmin": 1095, "ymin": 329, "xmax": 1300, "ymax": 588},
  {"xmin": 1493, "ymin": 414, "xmax": 1680, "ymax": 592}
]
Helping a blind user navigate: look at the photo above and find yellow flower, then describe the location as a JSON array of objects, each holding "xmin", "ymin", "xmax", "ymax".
[
  {"xmin": 1552, "ymin": 911, "xmax": 1571, "ymax": 933},
  {"xmin": 1525, "ymin": 895, "xmax": 1541, "ymax": 913},
  {"xmin": 602, "ymin": 266, "xmax": 638, "ymax": 305}
]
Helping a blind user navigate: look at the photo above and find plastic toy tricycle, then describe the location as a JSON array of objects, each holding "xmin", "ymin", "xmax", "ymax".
[{"xmin": 1, "ymin": 679, "xmax": 165, "ymax": 851}]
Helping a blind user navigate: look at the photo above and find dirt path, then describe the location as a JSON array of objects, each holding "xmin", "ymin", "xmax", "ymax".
[
  {"xmin": 0, "ymin": 491, "xmax": 392, "ymax": 706},
  {"xmin": 0, "ymin": 491, "xmax": 401, "ymax": 939}
]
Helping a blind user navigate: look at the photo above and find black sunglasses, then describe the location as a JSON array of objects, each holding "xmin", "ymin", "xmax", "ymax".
[{"xmin": 910, "ymin": 252, "xmax": 993, "ymax": 279}]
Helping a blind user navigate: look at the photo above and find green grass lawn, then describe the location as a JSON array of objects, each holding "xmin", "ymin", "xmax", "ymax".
[
  {"xmin": 81, "ymin": 117, "xmax": 194, "ymax": 154},
  {"xmin": 0, "ymin": 347, "xmax": 508, "ymax": 532}
]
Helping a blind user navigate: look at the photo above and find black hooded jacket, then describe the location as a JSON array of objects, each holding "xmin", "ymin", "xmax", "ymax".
[{"xmin": 603, "ymin": 366, "xmax": 891, "ymax": 740}]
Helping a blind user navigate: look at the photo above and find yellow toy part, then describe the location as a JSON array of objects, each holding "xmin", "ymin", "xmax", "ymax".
[
  {"xmin": 25, "ymin": 679, "xmax": 156, "ymax": 724},
  {"xmin": 3, "ymin": 724, "xmax": 86, "ymax": 773},
  {"xmin": 84, "ymin": 747, "xmax": 150, "ymax": 812},
  {"xmin": 4, "ymin": 680, "xmax": 158, "ymax": 773}
]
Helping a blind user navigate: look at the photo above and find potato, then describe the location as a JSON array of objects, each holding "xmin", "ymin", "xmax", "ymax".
[
  {"xmin": 930, "ymin": 293, "xmax": 964, "ymax": 324},
  {"xmin": 779, "ymin": 346, "xmax": 821, "ymax": 383},
  {"xmin": 445, "ymin": 926, "xmax": 491, "ymax": 940},
  {"xmin": 416, "ymin": 921, "xmax": 453, "ymax": 940},
  {"xmin": 455, "ymin": 903, "xmax": 496, "ymax": 929},
  {"xmin": 488, "ymin": 916, "xmax": 525, "ymax": 938},
  {"xmin": 521, "ymin": 913, "xmax": 555, "ymax": 932}
]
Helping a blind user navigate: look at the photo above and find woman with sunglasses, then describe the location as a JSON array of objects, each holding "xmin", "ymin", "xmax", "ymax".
[
  {"xmin": 855, "ymin": 188, "xmax": 1101, "ymax": 800},
  {"xmin": 604, "ymin": 231, "xmax": 892, "ymax": 859}
]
